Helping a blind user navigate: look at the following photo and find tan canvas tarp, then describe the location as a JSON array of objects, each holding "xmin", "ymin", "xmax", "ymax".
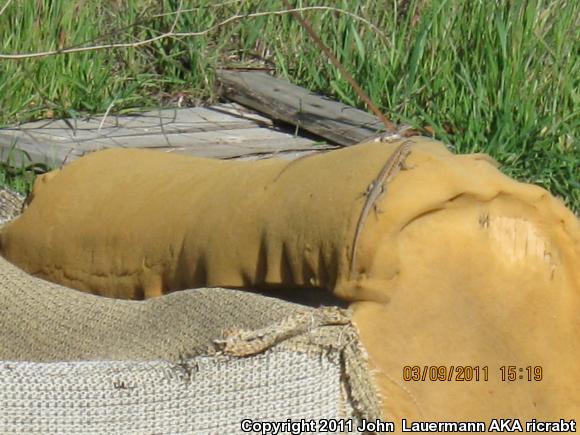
[{"xmin": 1, "ymin": 137, "xmax": 579, "ymax": 423}]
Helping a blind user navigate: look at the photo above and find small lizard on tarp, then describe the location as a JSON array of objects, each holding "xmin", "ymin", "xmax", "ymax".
[{"xmin": 350, "ymin": 140, "xmax": 414, "ymax": 275}]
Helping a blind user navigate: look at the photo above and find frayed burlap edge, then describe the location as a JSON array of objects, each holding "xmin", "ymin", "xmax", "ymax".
[{"xmin": 213, "ymin": 306, "xmax": 382, "ymax": 422}]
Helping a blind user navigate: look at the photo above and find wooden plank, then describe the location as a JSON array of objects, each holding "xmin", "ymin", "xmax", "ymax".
[
  {"xmin": 5, "ymin": 105, "xmax": 268, "ymax": 142},
  {"xmin": 0, "ymin": 103, "xmax": 334, "ymax": 166},
  {"xmin": 216, "ymin": 70, "xmax": 385, "ymax": 146},
  {"xmin": 0, "ymin": 136, "xmax": 71, "ymax": 167}
]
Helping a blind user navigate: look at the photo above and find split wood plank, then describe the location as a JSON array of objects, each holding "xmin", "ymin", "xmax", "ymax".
[
  {"xmin": 216, "ymin": 70, "xmax": 385, "ymax": 146},
  {"xmin": 0, "ymin": 103, "xmax": 334, "ymax": 166}
]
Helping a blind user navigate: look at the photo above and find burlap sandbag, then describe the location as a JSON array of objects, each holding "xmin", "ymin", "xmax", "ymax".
[
  {"xmin": 2, "ymin": 137, "xmax": 579, "ymax": 422},
  {"xmin": 0, "ymin": 254, "xmax": 379, "ymax": 433}
]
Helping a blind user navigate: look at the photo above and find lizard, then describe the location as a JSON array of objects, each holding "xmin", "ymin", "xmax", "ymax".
[
  {"xmin": 349, "ymin": 140, "xmax": 414, "ymax": 276},
  {"xmin": 273, "ymin": 125, "xmax": 417, "ymax": 183}
]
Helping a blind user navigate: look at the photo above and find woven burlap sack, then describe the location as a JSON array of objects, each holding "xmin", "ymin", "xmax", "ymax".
[{"xmin": 0, "ymin": 254, "xmax": 380, "ymax": 433}]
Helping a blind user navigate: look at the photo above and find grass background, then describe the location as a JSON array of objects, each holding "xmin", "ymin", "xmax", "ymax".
[{"xmin": 0, "ymin": 0, "xmax": 578, "ymax": 212}]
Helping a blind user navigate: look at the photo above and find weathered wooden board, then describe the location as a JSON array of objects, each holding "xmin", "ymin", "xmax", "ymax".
[
  {"xmin": 0, "ymin": 103, "xmax": 334, "ymax": 166},
  {"xmin": 216, "ymin": 70, "xmax": 385, "ymax": 146}
]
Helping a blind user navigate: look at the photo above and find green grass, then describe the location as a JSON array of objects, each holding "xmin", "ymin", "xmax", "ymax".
[
  {"xmin": 0, "ymin": 166, "xmax": 34, "ymax": 195},
  {"xmin": 0, "ymin": 0, "xmax": 578, "ymax": 212}
]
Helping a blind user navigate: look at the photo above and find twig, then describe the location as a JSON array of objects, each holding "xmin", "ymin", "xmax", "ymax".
[
  {"xmin": 154, "ymin": 5, "xmax": 388, "ymax": 42},
  {"xmin": 168, "ymin": 0, "xmax": 184, "ymax": 35},
  {"xmin": 280, "ymin": 0, "xmax": 396, "ymax": 133},
  {"xmin": 0, "ymin": 0, "xmax": 13, "ymax": 17},
  {"xmin": 98, "ymin": 98, "xmax": 117, "ymax": 133},
  {"xmin": 0, "ymin": 6, "xmax": 387, "ymax": 59}
]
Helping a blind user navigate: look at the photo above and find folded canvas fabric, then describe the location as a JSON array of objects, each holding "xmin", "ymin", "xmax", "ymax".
[
  {"xmin": 1, "ymin": 137, "xmax": 579, "ymax": 422},
  {"xmin": 3, "ymin": 138, "xmax": 578, "ymax": 303}
]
